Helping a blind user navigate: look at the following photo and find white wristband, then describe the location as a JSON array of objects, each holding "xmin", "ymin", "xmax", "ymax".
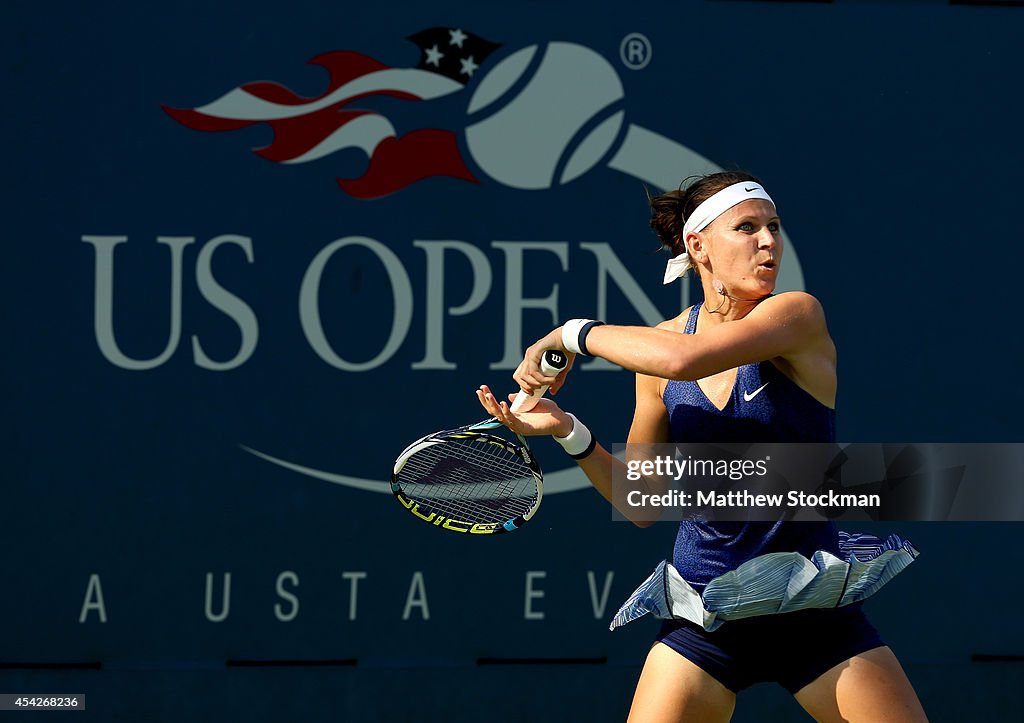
[
  {"xmin": 561, "ymin": 318, "xmax": 604, "ymax": 356},
  {"xmin": 554, "ymin": 413, "xmax": 597, "ymax": 459}
]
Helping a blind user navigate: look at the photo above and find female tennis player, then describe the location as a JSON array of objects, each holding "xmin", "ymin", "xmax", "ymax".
[{"xmin": 476, "ymin": 171, "xmax": 928, "ymax": 722}]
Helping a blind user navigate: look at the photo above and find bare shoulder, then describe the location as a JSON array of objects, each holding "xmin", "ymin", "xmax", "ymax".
[
  {"xmin": 749, "ymin": 292, "xmax": 828, "ymax": 335},
  {"xmin": 760, "ymin": 293, "xmax": 836, "ymax": 402},
  {"xmin": 753, "ymin": 291, "xmax": 825, "ymax": 317}
]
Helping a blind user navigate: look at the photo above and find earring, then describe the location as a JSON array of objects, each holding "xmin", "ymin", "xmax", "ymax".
[{"xmin": 713, "ymin": 278, "xmax": 726, "ymax": 295}]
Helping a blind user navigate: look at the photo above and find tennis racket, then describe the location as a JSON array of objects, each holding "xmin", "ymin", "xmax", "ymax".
[{"xmin": 390, "ymin": 349, "xmax": 569, "ymax": 535}]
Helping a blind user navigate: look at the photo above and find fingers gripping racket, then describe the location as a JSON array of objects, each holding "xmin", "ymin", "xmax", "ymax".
[{"xmin": 391, "ymin": 350, "xmax": 568, "ymax": 535}]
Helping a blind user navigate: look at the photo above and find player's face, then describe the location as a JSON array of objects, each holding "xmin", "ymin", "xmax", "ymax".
[{"xmin": 703, "ymin": 199, "xmax": 782, "ymax": 297}]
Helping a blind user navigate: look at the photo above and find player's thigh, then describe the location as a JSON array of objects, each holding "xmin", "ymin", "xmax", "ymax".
[
  {"xmin": 793, "ymin": 646, "xmax": 928, "ymax": 723},
  {"xmin": 627, "ymin": 641, "xmax": 736, "ymax": 723}
]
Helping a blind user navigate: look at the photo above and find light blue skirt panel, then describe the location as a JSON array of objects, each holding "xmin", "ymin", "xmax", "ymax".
[{"xmin": 610, "ymin": 531, "xmax": 918, "ymax": 632}]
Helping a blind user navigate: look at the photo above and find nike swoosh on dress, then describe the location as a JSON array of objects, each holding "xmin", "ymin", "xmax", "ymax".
[{"xmin": 743, "ymin": 383, "xmax": 769, "ymax": 402}]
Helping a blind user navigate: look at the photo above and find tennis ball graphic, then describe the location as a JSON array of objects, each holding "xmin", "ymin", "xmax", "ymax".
[{"xmin": 465, "ymin": 42, "xmax": 625, "ymax": 190}]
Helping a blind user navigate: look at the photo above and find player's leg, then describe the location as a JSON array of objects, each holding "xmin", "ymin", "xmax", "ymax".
[
  {"xmin": 627, "ymin": 642, "xmax": 736, "ymax": 723},
  {"xmin": 792, "ymin": 646, "xmax": 928, "ymax": 723}
]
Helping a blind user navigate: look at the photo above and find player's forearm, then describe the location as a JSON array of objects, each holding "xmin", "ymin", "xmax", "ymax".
[
  {"xmin": 574, "ymin": 444, "xmax": 659, "ymax": 528},
  {"xmin": 583, "ymin": 325, "xmax": 698, "ymax": 380}
]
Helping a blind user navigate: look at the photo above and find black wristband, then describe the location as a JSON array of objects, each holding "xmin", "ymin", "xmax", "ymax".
[{"xmin": 578, "ymin": 320, "xmax": 605, "ymax": 357}]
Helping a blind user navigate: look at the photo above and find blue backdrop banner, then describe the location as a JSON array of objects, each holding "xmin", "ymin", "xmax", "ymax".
[{"xmin": 4, "ymin": 1, "xmax": 1023, "ymax": 720}]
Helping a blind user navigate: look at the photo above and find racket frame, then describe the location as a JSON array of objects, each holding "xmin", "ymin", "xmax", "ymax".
[
  {"xmin": 390, "ymin": 419, "xmax": 544, "ymax": 535},
  {"xmin": 390, "ymin": 349, "xmax": 566, "ymax": 535}
]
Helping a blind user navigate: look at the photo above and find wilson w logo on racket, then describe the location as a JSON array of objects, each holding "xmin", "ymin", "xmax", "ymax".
[{"xmin": 390, "ymin": 350, "xmax": 568, "ymax": 534}]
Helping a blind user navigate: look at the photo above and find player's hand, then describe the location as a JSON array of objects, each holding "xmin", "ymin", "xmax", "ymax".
[
  {"xmin": 513, "ymin": 327, "xmax": 576, "ymax": 396},
  {"xmin": 476, "ymin": 385, "xmax": 573, "ymax": 438}
]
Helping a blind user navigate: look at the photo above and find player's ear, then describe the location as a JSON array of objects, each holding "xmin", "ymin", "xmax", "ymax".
[{"xmin": 686, "ymin": 231, "xmax": 707, "ymax": 263}]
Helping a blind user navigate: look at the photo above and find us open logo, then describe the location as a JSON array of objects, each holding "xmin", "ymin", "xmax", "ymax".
[
  {"xmin": 162, "ymin": 27, "xmax": 796, "ymax": 208},
  {"xmin": 100, "ymin": 27, "xmax": 807, "ymax": 496}
]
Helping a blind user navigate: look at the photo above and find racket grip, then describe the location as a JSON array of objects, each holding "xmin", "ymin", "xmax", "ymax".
[{"xmin": 509, "ymin": 350, "xmax": 569, "ymax": 413}]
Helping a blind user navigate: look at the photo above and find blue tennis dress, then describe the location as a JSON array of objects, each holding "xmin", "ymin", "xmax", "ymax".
[{"xmin": 610, "ymin": 303, "xmax": 917, "ymax": 632}]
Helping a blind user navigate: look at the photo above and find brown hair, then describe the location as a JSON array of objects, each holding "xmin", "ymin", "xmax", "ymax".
[{"xmin": 649, "ymin": 170, "xmax": 763, "ymax": 257}]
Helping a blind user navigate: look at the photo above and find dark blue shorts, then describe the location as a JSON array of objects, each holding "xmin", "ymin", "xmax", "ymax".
[{"xmin": 654, "ymin": 604, "xmax": 885, "ymax": 694}]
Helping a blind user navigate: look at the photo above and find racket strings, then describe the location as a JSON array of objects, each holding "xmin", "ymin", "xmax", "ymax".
[{"xmin": 396, "ymin": 436, "xmax": 538, "ymax": 522}]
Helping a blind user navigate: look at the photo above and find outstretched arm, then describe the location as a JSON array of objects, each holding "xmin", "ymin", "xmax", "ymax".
[{"xmin": 515, "ymin": 292, "xmax": 833, "ymax": 393}]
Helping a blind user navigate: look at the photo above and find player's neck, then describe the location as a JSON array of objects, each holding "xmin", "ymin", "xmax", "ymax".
[{"xmin": 700, "ymin": 296, "xmax": 758, "ymax": 323}]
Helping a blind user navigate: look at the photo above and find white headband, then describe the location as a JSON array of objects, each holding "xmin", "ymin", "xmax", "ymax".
[{"xmin": 663, "ymin": 181, "xmax": 776, "ymax": 284}]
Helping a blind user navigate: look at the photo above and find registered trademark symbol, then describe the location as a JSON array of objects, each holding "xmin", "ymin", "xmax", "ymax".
[{"xmin": 620, "ymin": 33, "xmax": 652, "ymax": 70}]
